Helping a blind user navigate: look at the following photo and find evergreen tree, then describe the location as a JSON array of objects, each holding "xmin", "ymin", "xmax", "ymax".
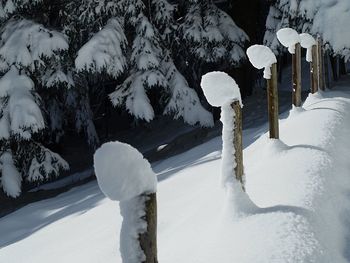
[
  {"xmin": 0, "ymin": 17, "xmax": 69, "ymax": 197},
  {"xmin": 177, "ymin": 0, "xmax": 249, "ymax": 93}
]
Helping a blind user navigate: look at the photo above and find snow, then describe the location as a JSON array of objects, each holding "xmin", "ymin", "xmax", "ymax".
[
  {"xmin": 299, "ymin": 33, "xmax": 316, "ymax": 62},
  {"xmin": 2, "ymin": 84, "xmax": 350, "ymax": 262},
  {"xmin": 0, "ymin": 66, "xmax": 45, "ymax": 139},
  {"xmin": 0, "ymin": 152, "xmax": 21, "ymax": 198},
  {"xmin": 94, "ymin": 141, "xmax": 157, "ymax": 202},
  {"xmin": 0, "ymin": 19, "xmax": 68, "ymax": 71},
  {"xmin": 119, "ymin": 196, "xmax": 148, "ymax": 263},
  {"xmin": 246, "ymin": 45, "xmax": 277, "ymax": 79},
  {"xmin": 75, "ymin": 18, "xmax": 127, "ymax": 78},
  {"xmin": 276, "ymin": 28, "xmax": 301, "ymax": 54},
  {"xmin": 200, "ymin": 71, "xmax": 242, "ymax": 107}
]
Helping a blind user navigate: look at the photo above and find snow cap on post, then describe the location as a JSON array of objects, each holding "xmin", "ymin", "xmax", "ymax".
[
  {"xmin": 246, "ymin": 45, "xmax": 277, "ymax": 79},
  {"xmin": 299, "ymin": 33, "xmax": 316, "ymax": 62},
  {"xmin": 94, "ymin": 141, "xmax": 157, "ymax": 201},
  {"xmin": 200, "ymin": 71, "xmax": 242, "ymax": 107},
  {"xmin": 277, "ymin": 28, "xmax": 300, "ymax": 54}
]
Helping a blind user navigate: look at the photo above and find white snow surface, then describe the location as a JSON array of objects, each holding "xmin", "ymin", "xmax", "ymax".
[
  {"xmin": 2, "ymin": 85, "xmax": 350, "ymax": 262},
  {"xmin": 200, "ymin": 71, "xmax": 242, "ymax": 107},
  {"xmin": 94, "ymin": 141, "xmax": 157, "ymax": 202},
  {"xmin": 246, "ymin": 45, "xmax": 277, "ymax": 79},
  {"xmin": 277, "ymin": 28, "xmax": 301, "ymax": 54},
  {"xmin": 299, "ymin": 33, "xmax": 316, "ymax": 62}
]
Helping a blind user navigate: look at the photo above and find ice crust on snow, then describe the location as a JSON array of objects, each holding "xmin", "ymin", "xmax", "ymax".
[
  {"xmin": 246, "ymin": 45, "xmax": 277, "ymax": 79},
  {"xmin": 300, "ymin": 33, "xmax": 316, "ymax": 62},
  {"xmin": 94, "ymin": 141, "xmax": 157, "ymax": 201},
  {"xmin": 276, "ymin": 28, "xmax": 300, "ymax": 54},
  {"xmin": 200, "ymin": 71, "xmax": 242, "ymax": 107}
]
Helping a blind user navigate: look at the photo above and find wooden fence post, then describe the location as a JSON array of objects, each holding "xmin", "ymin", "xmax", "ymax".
[
  {"xmin": 266, "ymin": 63, "xmax": 279, "ymax": 139},
  {"xmin": 311, "ymin": 45, "xmax": 318, "ymax": 93},
  {"xmin": 317, "ymin": 37, "xmax": 325, "ymax": 91},
  {"xmin": 139, "ymin": 193, "xmax": 158, "ymax": 263},
  {"xmin": 292, "ymin": 43, "xmax": 302, "ymax": 106},
  {"xmin": 231, "ymin": 101, "xmax": 244, "ymax": 187},
  {"xmin": 324, "ymin": 48, "xmax": 331, "ymax": 89}
]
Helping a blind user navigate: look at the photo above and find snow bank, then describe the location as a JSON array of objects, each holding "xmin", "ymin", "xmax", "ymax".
[
  {"xmin": 94, "ymin": 141, "xmax": 157, "ymax": 201},
  {"xmin": 246, "ymin": 45, "xmax": 277, "ymax": 79},
  {"xmin": 276, "ymin": 28, "xmax": 300, "ymax": 54},
  {"xmin": 200, "ymin": 71, "xmax": 242, "ymax": 107},
  {"xmin": 3, "ymin": 87, "xmax": 350, "ymax": 263},
  {"xmin": 300, "ymin": 33, "xmax": 316, "ymax": 62}
]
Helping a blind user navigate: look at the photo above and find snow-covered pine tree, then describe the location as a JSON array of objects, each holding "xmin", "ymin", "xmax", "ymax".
[
  {"xmin": 0, "ymin": 18, "xmax": 69, "ymax": 197},
  {"xmin": 59, "ymin": 0, "xmax": 126, "ymax": 148},
  {"xmin": 264, "ymin": 0, "xmax": 308, "ymax": 54},
  {"xmin": 74, "ymin": 0, "xmax": 213, "ymax": 126},
  {"xmin": 264, "ymin": 0, "xmax": 350, "ymax": 61},
  {"xmin": 177, "ymin": 0, "xmax": 249, "ymax": 91}
]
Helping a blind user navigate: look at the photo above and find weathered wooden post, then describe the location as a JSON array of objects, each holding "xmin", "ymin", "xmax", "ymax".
[
  {"xmin": 324, "ymin": 46, "xmax": 331, "ymax": 89},
  {"xmin": 292, "ymin": 43, "xmax": 302, "ymax": 106},
  {"xmin": 247, "ymin": 45, "xmax": 279, "ymax": 139},
  {"xmin": 311, "ymin": 45, "xmax": 319, "ymax": 93},
  {"xmin": 299, "ymin": 33, "xmax": 317, "ymax": 94},
  {"xmin": 231, "ymin": 100, "xmax": 244, "ymax": 185},
  {"xmin": 94, "ymin": 142, "xmax": 158, "ymax": 263},
  {"xmin": 201, "ymin": 72, "xmax": 245, "ymax": 188},
  {"xmin": 266, "ymin": 63, "xmax": 279, "ymax": 139},
  {"xmin": 317, "ymin": 36, "xmax": 325, "ymax": 91},
  {"xmin": 201, "ymin": 72, "xmax": 256, "ymax": 217},
  {"xmin": 277, "ymin": 28, "xmax": 302, "ymax": 107}
]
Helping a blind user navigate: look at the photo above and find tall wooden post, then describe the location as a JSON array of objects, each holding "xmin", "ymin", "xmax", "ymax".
[
  {"xmin": 231, "ymin": 101, "xmax": 244, "ymax": 188},
  {"xmin": 317, "ymin": 37, "xmax": 325, "ymax": 91},
  {"xmin": 139, "ymin": 193, "xmax": 158, "ymax": 263},
  {"xmin": 311, "ymin": 45, "xmax": 318, "ymax": 94},
  {"xmin": 292, "ymin": 43, "xmax": 302, "ymax": 107},
  {"xmin": 324, "ymin": 49, "xmax": 331, "ymax": 89},
  {"xmin": 266, "ymin": 63, "xmax": 279, "ymax": 139}
]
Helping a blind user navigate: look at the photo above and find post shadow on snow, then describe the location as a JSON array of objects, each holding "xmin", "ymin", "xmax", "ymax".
[
  {"xmin": 0, "ymin": 182, "xmax": 105, "ymax": 249},
  {"xmin": 338, "ymin": 190, "xmax": 350, "ymax": 261}
]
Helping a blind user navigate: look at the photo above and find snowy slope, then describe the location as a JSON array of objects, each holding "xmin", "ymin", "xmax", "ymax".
[{"xmin": 1, "ymin": 86, "xmax": 350, "ymax": 262}]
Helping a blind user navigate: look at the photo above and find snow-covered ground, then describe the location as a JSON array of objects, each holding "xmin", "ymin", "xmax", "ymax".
[{"xmin": 1, "ymin": 84, "xmax": 350, "ymax": 262}]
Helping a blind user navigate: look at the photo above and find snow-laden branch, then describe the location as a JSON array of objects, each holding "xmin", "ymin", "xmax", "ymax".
[
  {"xmin": 75, "ymin": 18, "xmax": 127, "ymax": 78},
  {"xmin": 0, "ymin": 19, "xmax": 68, "ymax": 71}
]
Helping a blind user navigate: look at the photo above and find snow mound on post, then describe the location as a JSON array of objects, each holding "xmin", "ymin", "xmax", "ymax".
[
  {"xmin": 200, "ymin": 71, "xmax": 242, "ymax": 107},
  {"xmin": 246, "ymin": 45, "xmax": 277, "ymax": 79},
  {"xmin": 94, "ymin": 142, "xmax": 157, "ymax": 201},
  {"xmin": 300, "ymin": 33, "xmax": 316, "ymax": 62},
  {"xmin": 277, "ymin": 28, "xmax": 300, "ymax": 54}
]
